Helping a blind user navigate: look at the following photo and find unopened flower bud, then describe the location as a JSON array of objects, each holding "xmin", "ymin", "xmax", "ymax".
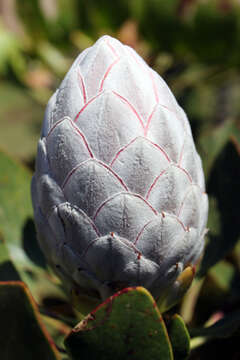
[{"xmin": 32, "ymin": 36, "xmax": 208, "ymax": 310}]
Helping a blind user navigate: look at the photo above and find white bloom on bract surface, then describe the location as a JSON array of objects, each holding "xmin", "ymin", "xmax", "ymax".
[{"xmin": 31, "ymin": 35, "xmax": 208, "ymax": 303}]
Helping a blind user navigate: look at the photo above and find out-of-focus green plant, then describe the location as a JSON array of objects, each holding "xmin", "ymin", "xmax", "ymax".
[{"xmin": 0, "ymin": 0, "xmax": 240, "ymax": 358}]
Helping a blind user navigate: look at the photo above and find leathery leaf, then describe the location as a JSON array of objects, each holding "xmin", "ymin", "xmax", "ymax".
[
  {"xmin": 166, "ymin": 314, "xmax": 190, "ymax": 360},
  {"xmin": 65, "ymin": 286, "xmax": 174, "ymax": 360},
  {"xmin": 0, "ymin": 281, "xmax": 60, "ymax": 360}
]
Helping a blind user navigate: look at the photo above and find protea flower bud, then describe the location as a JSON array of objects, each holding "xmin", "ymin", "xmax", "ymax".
[{"xmin": 31, "ymin": 35, "xmax": 208, "ymax": 310}]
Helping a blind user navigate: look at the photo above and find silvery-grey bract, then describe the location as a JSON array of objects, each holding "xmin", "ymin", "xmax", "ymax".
[{"xmin": 31, "ymin": 36, "xmax": 208, "ymax": 303}]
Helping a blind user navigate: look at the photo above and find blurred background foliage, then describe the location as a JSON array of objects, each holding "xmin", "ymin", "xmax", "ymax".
[{"xmin": 0, "ymin": 0, "xmax": 240, "ymax": 359}]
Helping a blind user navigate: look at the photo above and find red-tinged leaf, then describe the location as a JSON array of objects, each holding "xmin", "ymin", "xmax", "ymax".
[
  {"xmin": 65, "ymin": 286, "xmax": 174, "ymax": 360},
  {"xmin": 0, "ymin": 281, "xmax": 60, "ymax": 360}
]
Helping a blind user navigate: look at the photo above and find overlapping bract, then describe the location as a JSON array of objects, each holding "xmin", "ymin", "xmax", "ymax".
[{"xmin": 32, "ymin": 36, "xmax": 208, "ymax": 302}]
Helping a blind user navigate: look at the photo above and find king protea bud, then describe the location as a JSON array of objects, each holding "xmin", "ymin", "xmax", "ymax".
[{"xmin": 31, "ymin": 35, "xmax": 208, "ymax": 311}]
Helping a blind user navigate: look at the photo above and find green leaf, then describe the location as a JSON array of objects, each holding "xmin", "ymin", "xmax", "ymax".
[
  {"xmin": 0, "ymin": 23, "xmax": 26, "ymax": 78},
  {"xmin": 198, "ymin": 119, "xmax": 236, "ymax": 178},
  {"xmin": 16, "ymin": 0, "xmax": 49, "ymax": 41},
  {"xmin": 0, "ymin": 149, "xmax": 33, "ymax": 249},
  {"xmin": 41, "ymin": 315, "xmax": 72, "ymax": 355},
  {"xmin": 0, "ymin": 82, "xmax": 43, "ymax": 162},
  {"xmin": 166, "ymin": 314, "xmax": 190, "ymax": 360},
  {"xmin": 180, "ymin": 278, "xmax": 205, "ymax": 324},
  {"xmin": 208, "ymin": 261, "xmax": 235, "ymax": 293},
  {"xmin": 198, "ymin": 140, "xmax": 240, "ymax": 276},
  {"xmin": 0, "ymin": 149, "xmax": 43, "ymax": 268},
  {"xmin": 196, "ymin": 261, "xmax": 240, "ymax": 323},
  {"xmin": 0, "ymin": 281, "xmax": 60, "ymax": 360},
  {"xmin": 0, "ymin": 149, "xmax": 66, "ymax": 303},
  {"xmin": 231, "ymin": 123, "xmax": 240, "ymax": 156},
  {"xmin": 65, "ymin": 287, "xmax": 174, "ymax": 360},
  {"xmin": 36, "ymin": 41, "xmax": 69, "ymax": 77},
  {"xmin": 0, "ymin": 237, "xmax": 21, "ymax": 281}
]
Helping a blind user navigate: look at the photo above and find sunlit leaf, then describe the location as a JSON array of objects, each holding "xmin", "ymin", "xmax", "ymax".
[{"xmin": 65, "ymin": 287, "xmax": 174, "ymax": 360}]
